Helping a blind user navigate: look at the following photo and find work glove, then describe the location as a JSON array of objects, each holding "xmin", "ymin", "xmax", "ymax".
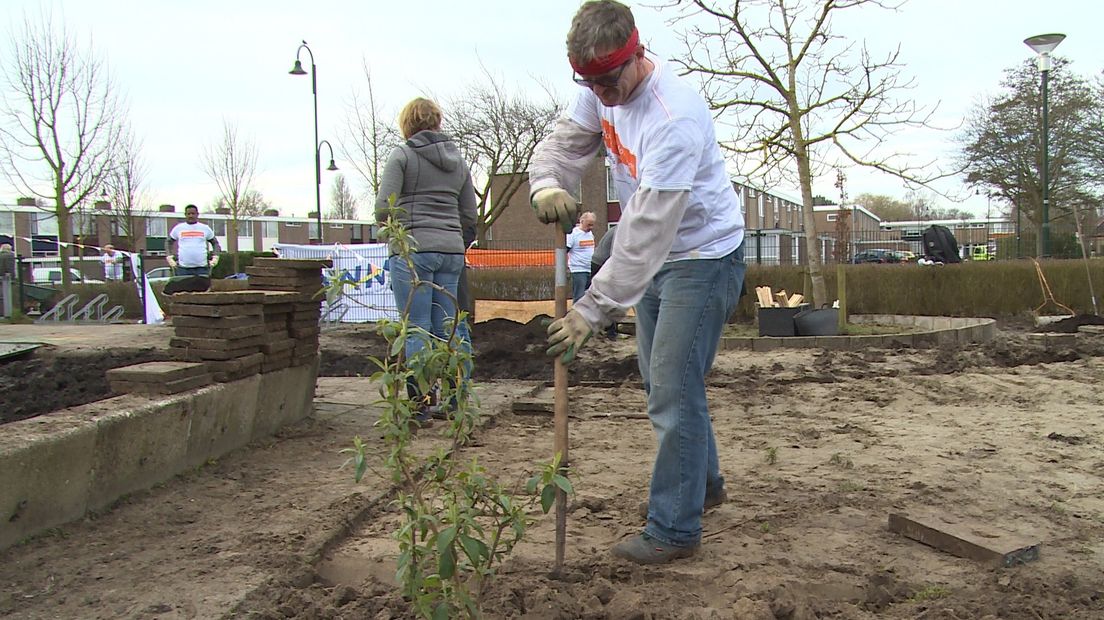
[
  {"xmin": 546, "ymin": 309, "xmax": 593, "ymax": 365},
  {"xmin": 531, "ymin": 188, "xmax": 578, "ymax": 234},
  {"xmin": 166, "ymin": 255, "xmax": 178, "ymax": 269},
  {"xmin": 208, "ymin": 254, "xmax": 220, "ymax": 268}
]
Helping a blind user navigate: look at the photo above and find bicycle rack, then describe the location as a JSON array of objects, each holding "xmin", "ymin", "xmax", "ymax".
[
  {"xmin": 36, "ymin": 294, "xmax": 80, "ymax": 322},
  {"xmin": 35, "ymin": 293, "xmax": 126, "ymax": 323}
]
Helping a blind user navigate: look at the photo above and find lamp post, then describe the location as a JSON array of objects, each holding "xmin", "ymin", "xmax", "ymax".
[
  {"xmin": 289, "ymin": 40, "xmax": 338, "ymax": 243},
  {"xmin": 1024, "ymin": 33, "xmax": 1065, "ymax": 258}
]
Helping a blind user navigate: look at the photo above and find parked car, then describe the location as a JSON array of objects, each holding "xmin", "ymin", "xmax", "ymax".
[
  {"xmin": 970, "ymin": 246, "xmax": 995, "ymax": 261},
  {"xmin": 895, "ymin": 250, "xmax": 917, "ymax": 262},
  {"xmin": 851, "ymin": 249, "xmax": 901, "ymax": 264},
  {"xmin": 144, "ymin": 267, "xmax": 174, "ymax": 283},
  {"xmin": 31, "ymin": 267, "xmax": 104, "ymax": 284}
]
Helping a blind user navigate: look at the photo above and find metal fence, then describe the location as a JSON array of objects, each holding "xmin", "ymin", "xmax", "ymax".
[{"xmin": 474, "ymin": 226, "xmax": 1081, "ymax": 270}]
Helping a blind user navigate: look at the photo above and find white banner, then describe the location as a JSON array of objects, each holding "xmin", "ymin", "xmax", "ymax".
[
  {"xmin": 273, "ymin": 243, "xmax": 398, "ymax": 323},
  {"xmin": 131, "ymin": 253, "xmax": 164, "ymax": 325}
]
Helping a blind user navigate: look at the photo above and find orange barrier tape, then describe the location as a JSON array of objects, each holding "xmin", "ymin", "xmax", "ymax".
[{"xmin": 466, "ymin": 249, "xmax": 555, "ymax": 268}]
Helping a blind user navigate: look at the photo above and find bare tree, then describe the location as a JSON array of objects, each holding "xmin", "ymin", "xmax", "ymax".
[
  {"xmin": 201, "ymin": 121, "xmax": 258, "ymax": 271},
  {"xmin": 105, "ymin": 126, "xmax": 150, "ymax": 248},
  {"xmin": 668, "ymin": 0, "xmax": 948, "ymax": 305},
  {"xmin": 340, "ymin": 64, "xmax": 400, "ymax": 203},
  {"xmin": 443, "ymin": 67, "xmax": 563, "ymax": 242},
  {"xmin": 328, "ymin": 173, "xmax": 358, "ymax": 219},
  {"xmin": 0, "ymin": 12, "xmax": 124, "ymax": 285},
  {"xmin": 209, "ymin": 189, "xmax": 270, "ymax": 217}
]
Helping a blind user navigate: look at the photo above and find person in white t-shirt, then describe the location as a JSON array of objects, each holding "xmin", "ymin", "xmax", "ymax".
[
  {"xmin": 167, "ymin": 204, "xmax": 222, "ymax": 277},
  {"xmin": 530, "ymin": 0, "xmax": 746, "ymax": 564},
  {"xmin": 566, "ymin": 211, "xmax": 597, "ymax": 303},
  {"xmin": 101, "ymin": 245, "xmax": 125, "ymax": 281}
]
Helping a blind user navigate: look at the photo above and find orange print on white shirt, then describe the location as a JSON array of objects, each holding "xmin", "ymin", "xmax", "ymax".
[{"xmin": 601, "ymin": 119, "xmax": 638, "ymax": 179}]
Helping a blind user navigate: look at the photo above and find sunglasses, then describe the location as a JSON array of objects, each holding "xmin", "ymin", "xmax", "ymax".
[{"xmin": 572, "ymin": 58, "xmax": 633, "ymax": 88}]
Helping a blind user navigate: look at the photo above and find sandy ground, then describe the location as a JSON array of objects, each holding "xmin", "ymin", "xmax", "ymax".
[{"xmin": 1, "ymin": 320, "xmax": 1103, "ymax": 619}]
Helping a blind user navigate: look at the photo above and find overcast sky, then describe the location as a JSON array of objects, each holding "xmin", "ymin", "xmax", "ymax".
[{"xmin": 1, "ymin": 0, "xmax": 1101, "ymax": 220}]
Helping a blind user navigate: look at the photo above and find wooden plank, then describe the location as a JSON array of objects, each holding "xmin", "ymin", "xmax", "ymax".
[
  {"xmin": 511, "ymin": 399, "xmax": 554, "ymax": 415},
  {"xmin": 888, "ymin": 513, "xmax": 1040, "ymax": 567}
]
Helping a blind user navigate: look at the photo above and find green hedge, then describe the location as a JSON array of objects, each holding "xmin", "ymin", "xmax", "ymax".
[{"xmin": 470, "ymin": 259, "xmax": 1104, "ymax": 319}]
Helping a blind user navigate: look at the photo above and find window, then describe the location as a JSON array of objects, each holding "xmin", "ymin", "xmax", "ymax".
[
  {"xmin": 33, "ymin": 213, "xmax": 58, "ymax": 236},
  {"xmin": 146, "ymin": 217, "xmax": 167, "ymax": 237},
  {"xmin": 209, "ymin": 219, "xmax": 227, "ymax": 236},
  {"xmin": 74, "ymin": 211, "xmax": 96, "ymax": 236},
  {"xmin": 0, "ymin": 211, "xmax": 13, "ymax": 236},
  {"xmin": 329, "ymin": 223, "xmax": 344, "ymax": 229},
  {"xmin": 237, "ymin": 219, "xmax": 253, "ymax": 237},
  {"xmin": 605, "ymin": 166, "xmax": 618, "ymax": 202},
  {"xmin": 262, "ymin": 221, "xmax": 278, "ymax": 237},
  {"xmin": 111, "ymin": 217, "xmax": 128, "ymax": 236},
  {"xmin": 309, "ymin": 222, "xmax": 320, "ymax": 239},
  {"xmin": 826, "ymin": 214, "xmax": 838, "ymax": 222},
  {"xmin": 285, "ymin": 221, "xmax": 302, "ymax": 227},
  {"xmin": 757, "ymin": 195, "xmax": 764, "ymax": 220}
]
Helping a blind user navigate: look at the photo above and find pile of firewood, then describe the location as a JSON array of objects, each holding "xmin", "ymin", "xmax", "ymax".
[{"xmin": 754, "ymin": 286, "xmax": 804, "ymax": 308}]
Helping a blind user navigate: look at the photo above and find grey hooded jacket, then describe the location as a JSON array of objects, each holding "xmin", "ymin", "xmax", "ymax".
[{"xmin": 375, "ymin": 130, "xmax": 478, "ymax": 255}]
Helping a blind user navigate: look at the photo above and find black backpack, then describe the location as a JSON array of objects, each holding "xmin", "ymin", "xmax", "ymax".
[{"xmin": 922, "ymin": 225, "xmax": 961, "ymax": 263}]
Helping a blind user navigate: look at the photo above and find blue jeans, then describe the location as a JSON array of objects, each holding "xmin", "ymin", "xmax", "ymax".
[
  {"xmin": 176, "ymin": 265, "xmax": 210, "ymax": 277},
  {"xmin": 388, "ymin": 252, "xmax": 465, "ymax": 359},
  {"xmin": 571, "ymin": 271, "xmax": 591, "ymax": 304},
  {"xmin": 637, "ymin": 243, "xmax": 745, "ymax": 547}
]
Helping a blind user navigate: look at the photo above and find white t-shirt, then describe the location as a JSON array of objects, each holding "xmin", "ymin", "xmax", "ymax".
[
  {"xmin": 169, "ymin": 222, "xmax": 216, "ymax": 267},
  {"xmin": 565, "ymin": 56, "xmax": 744, "ymax": 260},
  {"xmin": 566, "ymin": 227, "xmax": 595, "ymax": 273},
  {"xmin": 101, "ymin": 251, "xmax": 125, "ymax": 280}
]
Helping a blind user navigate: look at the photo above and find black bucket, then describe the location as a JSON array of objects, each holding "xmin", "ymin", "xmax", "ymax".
[
  {"xmin": 757, "ymin": 303, "xmax": 810, "ymax": 337},
  {"xmin": 793, "ymin": 307, "xmax": 839, "ymax": 336}
]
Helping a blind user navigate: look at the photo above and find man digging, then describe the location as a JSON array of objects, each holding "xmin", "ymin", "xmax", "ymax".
[{"xmin": 531, "ymin": 0, "xmax": 747, "ymax": 564}]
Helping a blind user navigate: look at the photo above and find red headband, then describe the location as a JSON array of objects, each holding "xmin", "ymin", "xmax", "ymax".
[{"xmin": 570, "ymin": 28, "xmax": 640, "ymax": 76}]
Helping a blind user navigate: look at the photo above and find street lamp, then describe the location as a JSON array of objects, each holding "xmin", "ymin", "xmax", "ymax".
[
  {"xmin": 1024, "ymin": 32, "xmax": 1065, "ymax": 257},
  {"xmin": 289, "ymin": 40, "xmax": 338, "ymax": 243}
]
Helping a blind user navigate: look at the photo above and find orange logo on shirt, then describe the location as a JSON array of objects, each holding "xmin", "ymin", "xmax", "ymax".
[
  {"xmin": 579, "ymin": 239, "xmax": 595, "ymax": 248},
  {"xmin": 601, "ymin": 119, "xmax": 637, "ymax": 179}
]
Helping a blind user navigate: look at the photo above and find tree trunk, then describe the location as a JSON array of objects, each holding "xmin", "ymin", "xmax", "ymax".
[
  {"xmin": 56, "ymin": 196, "xmax": 73, "ymax": 288},
  {"xmin": 229, "ymin": 218, "xmax": 240, "ymax": 273},
  {"xmin": 793, "ymin": 145, "xmax": 827, "ymax": 306}
]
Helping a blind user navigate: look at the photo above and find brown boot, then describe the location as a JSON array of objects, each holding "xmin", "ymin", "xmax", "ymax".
[{"xmin": 611, "ymin": 534, "xmax": 698, "ymax": 565}]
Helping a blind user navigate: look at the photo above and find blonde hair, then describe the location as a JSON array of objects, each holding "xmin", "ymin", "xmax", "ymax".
[{"xmin": 398, "ymin": 97, "xmax": 442, "ymax": 139}]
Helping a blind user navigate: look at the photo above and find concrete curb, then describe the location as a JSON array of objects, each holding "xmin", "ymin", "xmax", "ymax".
[
  {"xmin": 722, "ymin": 315, "xmax": 998, "ymax": 351},
  {"xmin": 0, "ymin": 363, "xmax": 318, "ymax": 551}
]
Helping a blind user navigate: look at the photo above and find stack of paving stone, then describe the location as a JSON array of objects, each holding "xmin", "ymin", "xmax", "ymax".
[
  {"xmin": 257, "ymin": 291, "xmax": 298, "ymax": 372},
  {"xmin": 245, "ymin": 257, "xmax": 330, "ymax": 367},
  {"xmin": 106, "ymin": 361, "xmax": 212, "ymax": 396},
  {"xmin": 168, "ymin": 290, "xmax": 266, "ymax": 382}
]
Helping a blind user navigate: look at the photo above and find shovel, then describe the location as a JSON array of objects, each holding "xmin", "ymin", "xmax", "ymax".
[{"xmin": 552, "ymin": 228, "xmax": 570, "ymax": 574}]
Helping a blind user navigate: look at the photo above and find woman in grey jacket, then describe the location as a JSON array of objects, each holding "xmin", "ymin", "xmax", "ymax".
[{"xmin": 376, "ymin": 97, "xmax": 478, "ymax": 419}]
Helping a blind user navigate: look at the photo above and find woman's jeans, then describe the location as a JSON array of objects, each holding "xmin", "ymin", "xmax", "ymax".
[
  {"xmin": 389, "ymin": 252, "xmax": 469, "ymax": 399},
  {"xmin": 637, "ymin": 243, "xmax": 746, "ymax": 547}
]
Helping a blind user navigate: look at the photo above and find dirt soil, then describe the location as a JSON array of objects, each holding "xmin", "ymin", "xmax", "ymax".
[
  {"xmin": 1, "ymin": 321, "xmax": 1103, "ymax": 619},
  {"xmin": 0, "ymin": 347, "xmax": 169, "ymax": 424}
]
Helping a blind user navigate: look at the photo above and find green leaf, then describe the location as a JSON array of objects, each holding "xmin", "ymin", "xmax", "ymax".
[
  {"xmin": 438, "ymin": 544, "xmax": 456, "ymax": 580},
  {"xmin": 459, "ymin": 533, "xmax": 489, "ymax": 565},
  {"xmin": 525, "ymin": 475, "xmax": 539, "ymax": 495},
  {"xmin": 389, "ymin": 336, "xmax": 404, "ymax": 357},
  {"xmin": 540, "ymin": 484, "xmax": 556, "ymax": 513},
  {"xmin": 552, "ymin": 474, "xmax": 573, "ymax": 494},
  {"xmin": 354, "ymin": 454, "xmax": 367, "ymax": 483},
  {"xmin": 432, "ymin": 602, "xmax": 451, "ymax": 620}
]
